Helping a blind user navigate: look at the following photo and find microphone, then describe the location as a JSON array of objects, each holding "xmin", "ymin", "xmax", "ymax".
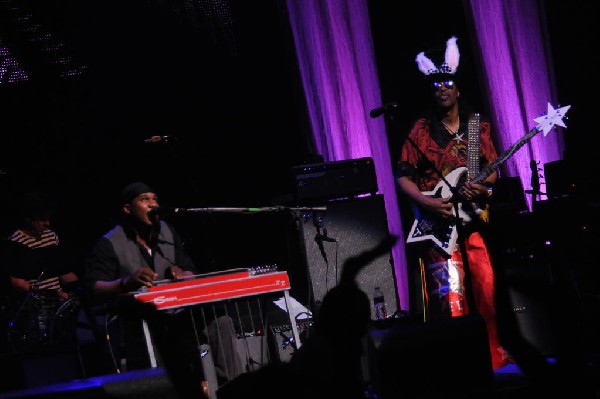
[
  {"xmin": 144, "ymin": 135, "xmax": 175, "ymax": 144},
  {"xmin": 369, "ymin": 101, "xmax": 399, "ymax": 118}
]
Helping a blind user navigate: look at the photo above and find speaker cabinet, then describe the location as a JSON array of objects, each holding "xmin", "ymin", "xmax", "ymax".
[
  {"xmin": 494, "ymin": 249, "xmax": 558, "ymax": 357},
  {"xmin": 297, "ymin": 195, "xmax": 399, "ymax": 320}
]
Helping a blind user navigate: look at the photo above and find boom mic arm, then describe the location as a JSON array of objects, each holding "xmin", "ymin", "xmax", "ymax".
[{"xmin": 369, "ymin": 101, "xmax": 399, "ymax": 118}]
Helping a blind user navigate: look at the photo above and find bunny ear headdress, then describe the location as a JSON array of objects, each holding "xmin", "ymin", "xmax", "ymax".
[{"xmin": 415, "ymin": 36, "xmax": 460, "ymax": 79}]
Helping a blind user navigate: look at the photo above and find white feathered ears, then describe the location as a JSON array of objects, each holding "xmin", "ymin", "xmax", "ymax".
[
  {"xmin": 415, "ymin": 36, "xmax": 460, "ymax": 76},
  {"xmin": 444, "ymin": 37, "xmax": 460, "ymax": 73},
  {"xmin": 416, "ymin": 51, "xmax": 438, "ymax": 75}
]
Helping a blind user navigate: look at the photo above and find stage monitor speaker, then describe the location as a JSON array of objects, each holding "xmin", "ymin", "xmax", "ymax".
[
  {"xmin": 373, "ymin": 314, "xmax": 494, "ymax": 399},
  {"xmin": 0, "ymin": 350, "xmax": 83, "ymax": 393},
  {"xmin": 298, "ymin": 194, "xmax": 399, "ymax": 320}
]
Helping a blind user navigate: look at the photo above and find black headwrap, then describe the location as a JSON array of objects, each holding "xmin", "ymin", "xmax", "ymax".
[{"xmin": 120, "ymin": 181, "xmax": 154, "ymax": 204}]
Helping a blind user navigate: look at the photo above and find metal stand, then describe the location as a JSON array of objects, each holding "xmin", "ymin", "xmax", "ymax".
[
  {"xmin": 200, "ymin": 343, "xmax": 219, "ymax": 399},
  {"xmin": 283, "ymin": 291, "xmax": 302, "ymax": 350},
  {"xmin": 141, "ymin": 319, "xmax": 158, "ymax": 368},
  {"xmin": 139, "ymin": 284, "xmax": 303, "ymax": 398}
]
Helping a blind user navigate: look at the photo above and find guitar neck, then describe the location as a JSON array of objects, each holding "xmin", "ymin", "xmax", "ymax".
[
  {"xmin": 467, "ymin": 114, "xmax": 481, "ymax": 181},
  {"xmin": 472, "ymin": 126, "xmax": 541, "ymax": 185}
]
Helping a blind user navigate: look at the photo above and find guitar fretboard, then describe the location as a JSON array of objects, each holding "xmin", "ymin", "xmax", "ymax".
[{"xmin": 467, "ymin": 113, "xmax": 481, "ymax": 181}]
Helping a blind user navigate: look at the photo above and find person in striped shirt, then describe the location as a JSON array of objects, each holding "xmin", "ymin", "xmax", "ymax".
[
  {"xmin": 7, "ymin": 191, "xmax": 79, "ymax": 299},
  {"xmin": 4, "ymin": 190, "xmax": 79, "ymax": 346}
]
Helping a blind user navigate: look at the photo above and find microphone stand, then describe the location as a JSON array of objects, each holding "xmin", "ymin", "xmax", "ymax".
[
  {"xmin": 171, "ymin": 206, "xmax": 327, "ymax": 214},
  {"xmin": 312, "ymin": 213, "xmax": 338, "ymax": 292},
  {"xmin": 157, "ymin": 205, "xmax": 325, "ymax": 319},
  {"xmin": 378, "ymin": 108, "xmax": 477, "ymax": 314},
  {"xmin": 281, "ymin": 206, "xmax": 331, "ymax": 336},
  {"xmin": 525, "ymin": 159, "xmax": 545, "ymax": 209}
]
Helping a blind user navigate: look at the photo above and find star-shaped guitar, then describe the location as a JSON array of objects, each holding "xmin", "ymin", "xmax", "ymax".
[{"xmin": 406, "ymin": 102, "xmax": 571, "ymax": 256}]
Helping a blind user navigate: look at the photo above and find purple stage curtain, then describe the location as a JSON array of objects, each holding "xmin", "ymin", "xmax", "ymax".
[
  {"xmin": 286, "ymin": 0, "xmax": 410, "ymax": 311},
  {"xmin": 465, "ymin": 0, "xmax": 565, "ymax": 209}
]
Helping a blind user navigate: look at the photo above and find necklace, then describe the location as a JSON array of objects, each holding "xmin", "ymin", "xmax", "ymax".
[{"xmin": 441, "ymin": 116, "xmax": 460, "ymax": 135}]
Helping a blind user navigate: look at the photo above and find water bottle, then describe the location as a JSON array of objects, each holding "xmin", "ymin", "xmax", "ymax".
[{"xmin": 373, "ymin": 286, "xmax": 387, "ymax": 320}]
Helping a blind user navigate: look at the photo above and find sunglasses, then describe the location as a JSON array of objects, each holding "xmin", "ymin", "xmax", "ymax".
[{"xmin": 432, "ymin": 80, "xmax": 455, "ymax": 91}]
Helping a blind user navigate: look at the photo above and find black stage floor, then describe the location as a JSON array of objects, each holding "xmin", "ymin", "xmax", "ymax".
[{"xmin": 1, "ymin": 351, "xmax": 599, "ymax": 399}]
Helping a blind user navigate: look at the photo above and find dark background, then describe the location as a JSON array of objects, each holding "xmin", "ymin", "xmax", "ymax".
[
  {"xmin": 0, "ymin": 1, "xmax": 312, "ymax": 275},
  {"xmin": 0, "ymin": 1, "xmax": 597, "ymax": 281}
]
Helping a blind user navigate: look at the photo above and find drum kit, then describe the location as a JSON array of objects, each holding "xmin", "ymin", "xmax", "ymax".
[{"xmin": 7, "ymin": 287, "xmax": 80, "ymax": 351}]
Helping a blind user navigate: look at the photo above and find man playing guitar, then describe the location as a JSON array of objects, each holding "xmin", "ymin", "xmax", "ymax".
[{"xmin": 396, "ymin": 37, "xmax": 505, "ymax": 370}]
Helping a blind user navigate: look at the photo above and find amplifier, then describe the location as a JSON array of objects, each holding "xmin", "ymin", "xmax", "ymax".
[
  {"xmin": 291, "ymin": 157, "xmax": 378, "ymax": 203},
  {"xmin": 544, "ymin": 159, "xmax": 574, "ymax": 198},
  {"xmin": 268, "ymin": 319, "xmax": 313, "ymax": 363}
]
